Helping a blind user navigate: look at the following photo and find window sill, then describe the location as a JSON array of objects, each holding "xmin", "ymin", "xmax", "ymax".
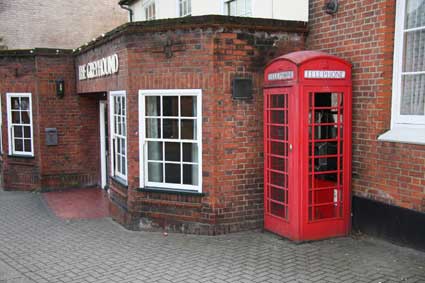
[
  {"xmin": 378, "ymin": 127, "xmax": 425, "ymax": 145},
  {"xmin": 138, "ymin": 187, "xmax": 205, "ymax": 196},
  {"xmin": 110, "ymin": 176, "xmax": 128, "ymax": 188},
  {"xmin": 7, "ymin": 154, "xmax": 35, "ymax": 159}
]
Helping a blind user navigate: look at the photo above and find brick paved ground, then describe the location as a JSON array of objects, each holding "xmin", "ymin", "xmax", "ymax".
[{"xmin": 0, "ymin": 191, "xmax": 424, "ymax": 283}]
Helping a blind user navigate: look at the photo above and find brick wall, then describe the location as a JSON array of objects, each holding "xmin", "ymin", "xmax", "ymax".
[
  {"xmin": 73, "ymin": 18, "xmax": 306, "ymax": 233},
  {"xmin": 0, "ymin": 51, "xmax": 100, "ymax": 191},
  {"xmin": 0, "ymin": 0, "xmax": 127, "ymax": 49},
  {"xmin": 307, "ymin": 0, "xmax": 425, "ymax": 212}
]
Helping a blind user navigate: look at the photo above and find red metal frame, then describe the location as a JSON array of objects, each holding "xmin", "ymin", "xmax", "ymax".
[{"xmin": 263, "ymin": 51, "xmax": 352, "ymax": 241}]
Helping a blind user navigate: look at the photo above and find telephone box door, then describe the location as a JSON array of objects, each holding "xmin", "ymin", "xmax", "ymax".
[{"xmin": 264, "ymin": 87, "xmax": 297, "ymax": 238}]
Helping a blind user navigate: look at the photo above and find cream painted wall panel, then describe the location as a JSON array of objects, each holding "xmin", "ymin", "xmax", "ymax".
[
  {"xmin": 192, "ymin": 0, "xmax": 223, "ymax": 16},
  {"xmin": 272, "ymin": 0, "xmax": 308, "ymax": 22},
  {"xmin": 130, "ymin": 0, "xmax": 309, "ymax": 22}
]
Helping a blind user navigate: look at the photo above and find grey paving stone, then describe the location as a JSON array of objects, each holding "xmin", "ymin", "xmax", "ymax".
[{"xmin": 0, "ymin": 191, "xmax": 424, "ymax": 283}]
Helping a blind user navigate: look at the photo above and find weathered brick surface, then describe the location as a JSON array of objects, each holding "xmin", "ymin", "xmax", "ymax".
[
  {"xmin": 0, "ymin": 0, "xmax": 127, "ymax": 49},
  {"xmin": 307, "ymin": 0, "xmax": 425, "ymax": 212},
  {"xmin": 75, "ymin": 20, "xmax": 306, "ymax": 234},
  {"xmin": 0, "ymin": 52, "xmax": 99, "ymax": 191}
]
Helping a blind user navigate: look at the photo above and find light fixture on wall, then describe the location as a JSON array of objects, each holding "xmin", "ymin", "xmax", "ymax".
[
  {"xmin": 55, "ymin": 79, "xmax": 65, "ymax": 98},
  {"xmin": 324, "ymin": 0, "xmax": 339, "ymax": 15}
]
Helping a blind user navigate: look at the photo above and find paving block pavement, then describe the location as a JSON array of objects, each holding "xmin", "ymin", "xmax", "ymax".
[{"xmin": 0, "ymin": 191, "xmax": 424, "ymax": 283}]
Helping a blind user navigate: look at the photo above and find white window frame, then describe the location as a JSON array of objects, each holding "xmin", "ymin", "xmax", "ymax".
[
  {"xmin": 139, "ymin": 89, "xmax": 202, "ymax": 192},
  {"xmin": 178, "ymin": 0, "xmax": 191, "ymax": 17},
  {"xmin": 143, "ymin": 0, "xmax": 156, "ymax": 21},
  {"xmin": 109, "ymin": 90, "xmax": 128, "ymax": 183},
  {"xmin": 0, "ymin": 93, "xmax": 3, "ymax": 154},
  {"xmin": 379, "ymin": 0, "xmax": 425, "ymax": 144},
  {"xmin": 6, "ymin": 93, "xmax": 34, "ymax": 157},
  {"xmin": 224, "ymin": 0, "xmax": 252, "ymax": 17}
]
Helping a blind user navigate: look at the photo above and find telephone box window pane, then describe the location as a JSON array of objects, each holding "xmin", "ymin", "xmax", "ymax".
[
  {"xmin": 271, "ymin": 157, "xmax": 286, "ymax": 172},
  {"xmin": 148, "ymin": 141, "xmax": 163, "ymax": 161},
  {"xmin": 165, "ymin": 163, "xmax": 181, "ymax": 184},
  {"xmin": 270, "ymin": 172, "xmax": 287, "ymax": 187},
  {"xmin": 270, "ymin": 95, "xmax": 286, "ymax": 108},
  {"xmin": 271, "ymin": 110, "xmax": 287, "ymax": 124},
  {"xmin": 146, "ymin": 96, "xmax": 161, "ymax": 116},
  {"xmin": 146, "ymin": 119, "xmax": 161, "ymax": 138},
  {"xmin": 270, "ymin": 202, "xmax": 286, "ymax": 218},
  {"xmin": 165, "ymin": 142, "xmax": 180, "ymax": 162},
  {"xmin": 183, "ymin": 164, "xmax": 198, "ymax": 185},
  {"xmin": 181, "ymin": 120, "xmax": 196, "ymax": 140},
  {"xmin": 270, "ymin": 126, "xmax": 287, "ymax": 140},
  {"xmin": 271, "ymin": 187, "xmax": 286, "ymax": 203},
  {"xmin": 148, "ymin": 162, "xmax": 163, "ymax": 182},
  {"xmin": 181, "ymin": 96, "xmax": 196, "ymax": 117},
  {"xmin": 163, "ymin": 96, "xmax": 179, "ymax": 116},
  {"xmin": 183, "ymin": 143, "xmax": 198, "ymax": 162},
  {"xmin": 163, "ymin": 119, "xmax": 179, "ymax": 139},
  {"xmin": 314, "ymin": 157, "xmax": 338, "ymax": 172},
  {"xmin": 271, "ymin": 141, "xmax": 287, "ymax": 156}
]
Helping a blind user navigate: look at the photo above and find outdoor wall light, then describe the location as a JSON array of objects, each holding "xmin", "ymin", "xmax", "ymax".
[
  {"xmin": 324, "ymin": 0, "xmax": 338, "ymax": 15},
  {"xmin": 55, "ymin": 79, "xmax": 65, "ymax": 98}
]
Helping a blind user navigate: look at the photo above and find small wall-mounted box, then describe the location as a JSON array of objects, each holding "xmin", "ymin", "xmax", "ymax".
[{"xmin": 45, "ymin": 128, "xmax": 58, "ymax": 146}]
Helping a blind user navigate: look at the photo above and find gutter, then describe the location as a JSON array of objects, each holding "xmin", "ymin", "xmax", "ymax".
[{"xmin": 120, "ymin": 3, "xmax": 134, "ymax": 22}]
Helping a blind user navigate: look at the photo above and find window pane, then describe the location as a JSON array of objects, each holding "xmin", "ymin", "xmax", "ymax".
[
  {"xmin": 146, "ymin": 96, "xmax": 160, "ymax": 116},
  {"xmin": 24, "ymin": 127, "xmax": 31, "ymax": 140},
  {"xmin": 181, "ymin": 96, "xmax": 196, "ymax": 117},
  {"xmin": 14, "ymin": 139, "xmax": 23, "ymax": 151},
  {"xmin": 401, "ymin": 74, "xmax": 425, "ymax": 115},
  {"xmin": 403, "ymin": 29, "xmax": 425, "ymax": 73},
  {"xmin": 21, "ymin": 111, "xmax": 30, "ymax": 124},
  {"xmin": 11, "ymin": 98, "xmax": 20, "ymax": 110},
  {"xmin": 13, "ymin": 126, "xmax": 22, "ymax": 138},
  {"xmin": 163, "ymin": 119, "xmax": 179, "ymax": 139},
  {"xmin": 405, "ymin": 0, "xmax": 425, "ymax": 29},
  {"xmin": 181, "ymin": 119, "xmax": 196, "ymax": 139},
  {"xmin": 146, "ymin": 118, "xmax": 161, "ymax": 138},
  {"xmin": 183, "ymin": 164, "xmax": 198, "ymax": 185},
  {"xmin": 270, "ymin": 95, "xmax": 286, "ymax": 108},
  {"xmin": 20, "ymin": 98, "xmax": 29, "ymax": 110},
  {"xmin": 121, "ymin": 96, "xmax": 126, "ymax": 116},
  {"xmin": 183, "ymin": 143, "xmax": 198, "ymax": 162},
  {"xmin": 24, "ymin": 139, "xmax": 31, "ymax": 152},
  {"xmin": 148, "ymin": 141, "xmax": 163, "ymax": 161},
  {"xmin": 121, "ymin": 156, "xmax": 126, "ymax": 175},
  {"xmin": 165, "ymin": 142, "xmax": 180, "ymax": 162},
  {"xmin": 148, "ymin": 162, "xmax": 163, "ymax": 182},
  {"xmin": 163, "ymin": 96, "xmax": 178, "ymax": 116},
  {"xmin": 165, "ymin": 163, "xmax": 181, "ymax": 184},
  {"xmin": 12, "ymin": 111, "xmax": 20, "ymax": 123}
]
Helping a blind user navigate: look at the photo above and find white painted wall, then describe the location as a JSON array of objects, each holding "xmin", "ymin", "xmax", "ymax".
[{"xmin": 130, "ymin": 0, "xmax": 308, "ymax": 22}]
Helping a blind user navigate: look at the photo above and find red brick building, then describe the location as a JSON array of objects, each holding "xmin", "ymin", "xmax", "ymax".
[
  {"xmin": 0, "ymin": 16, "xmax": 307, "ymax": 235},
  {"xmin": 0, "ymin": 0, "xmax": 424, "ymax": 248}
]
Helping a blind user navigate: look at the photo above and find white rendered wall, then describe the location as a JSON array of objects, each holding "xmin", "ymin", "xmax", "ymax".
[{"xmin": 130, "ymin": 0, "xmax": 308, "ymax": 22}]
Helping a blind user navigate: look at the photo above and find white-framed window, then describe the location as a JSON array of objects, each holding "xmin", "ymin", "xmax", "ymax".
[
  {"xmin": 143, "ymin": 0, "xmax": 156, "ymax": 20},
  {"xmin": 6, "ymin": 93, "xmax": 34, "ymax": 156},
  {"xmin": 225, "ymin": 0, "xmax": 252, "ymax": 17},
  {"xmin": 109, "ymin": 91, "xmax": 128, "ymax": 182},
  {"xmin": 380, "ymin": 0, "xmax": 425, "ymax": 144},
  {"xmin": 139, "ymin": 89, "xmax": 202, "ymax": 192},
  {"xmin": 179, "ymin": 0, "xmax": 191, "ymax": 17}
]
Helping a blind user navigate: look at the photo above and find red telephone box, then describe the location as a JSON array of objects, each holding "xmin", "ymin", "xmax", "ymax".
[{"xmin": 263, "ymin": 51, "xmax": 352, "ymax": 241}]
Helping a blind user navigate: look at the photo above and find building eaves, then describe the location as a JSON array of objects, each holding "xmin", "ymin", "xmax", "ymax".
[{"xmin": 73, "ymin": 15, "xmax": 308, "ymax": 55}]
